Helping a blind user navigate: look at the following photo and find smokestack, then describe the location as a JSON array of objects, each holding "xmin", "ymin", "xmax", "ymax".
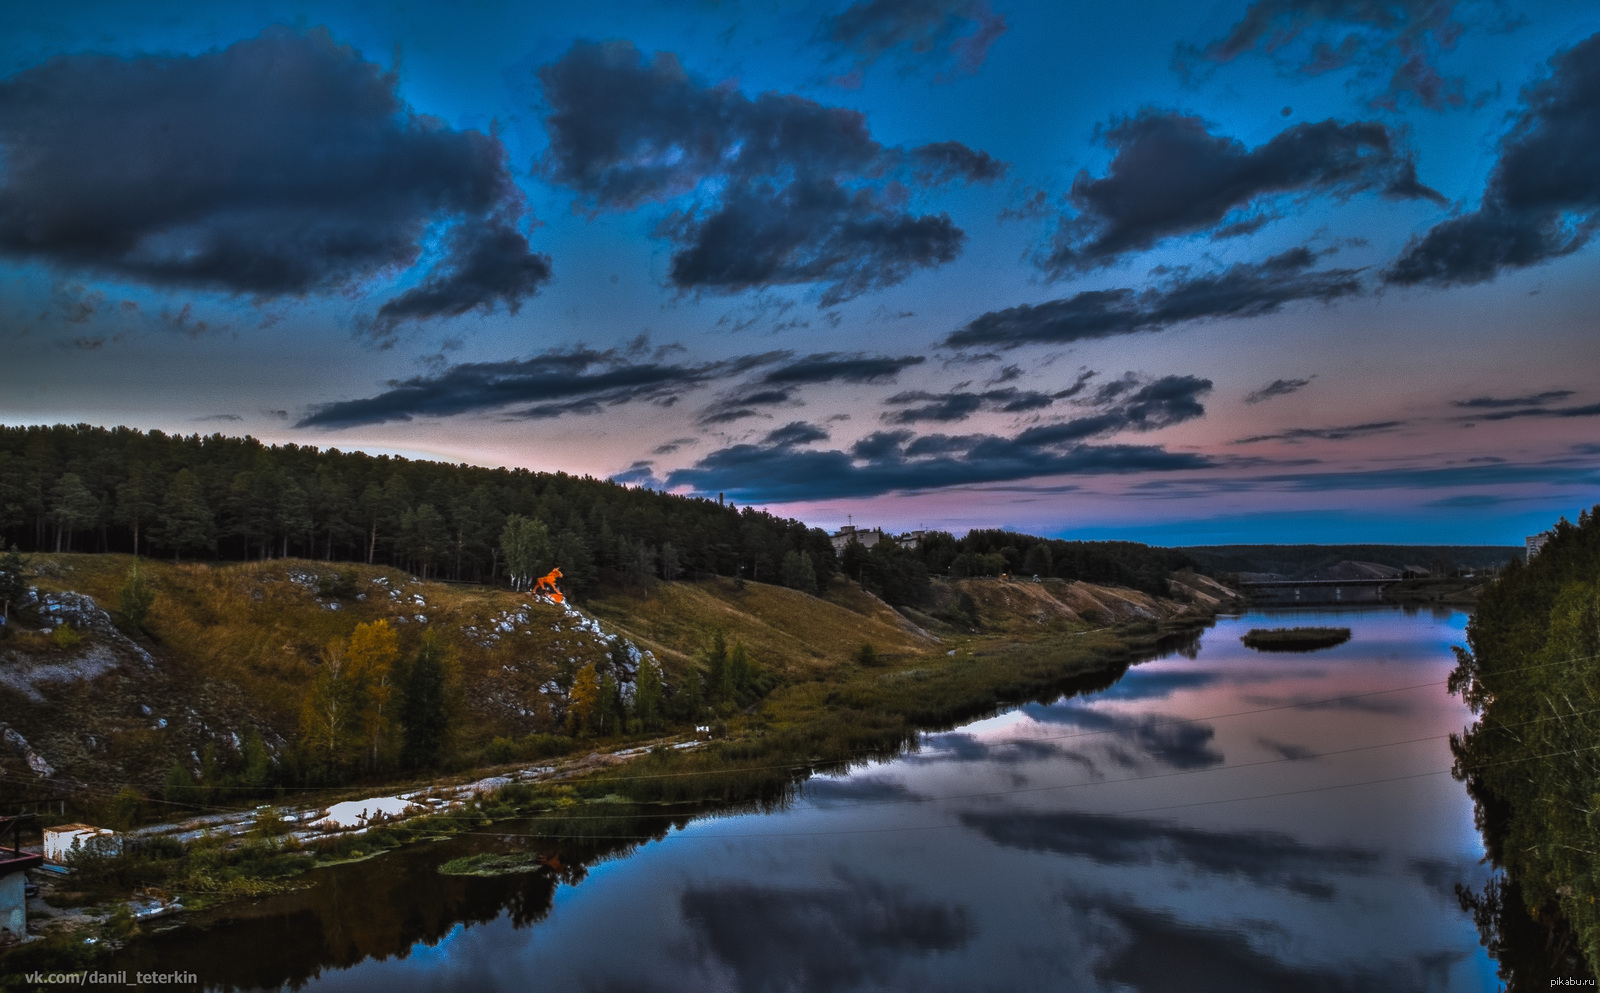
[{"xmin": 718, "ymin": 492, "xmax": 724, "ymax": 506}]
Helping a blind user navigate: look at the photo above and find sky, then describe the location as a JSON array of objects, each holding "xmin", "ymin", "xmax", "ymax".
[{"xmin": 1, "ymin": 0, "xmax": 1597, "ymax": 546}]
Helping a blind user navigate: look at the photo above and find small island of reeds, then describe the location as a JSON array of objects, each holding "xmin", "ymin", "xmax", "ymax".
[{"xmin": 1240, "ymin": 626, "xmax": 1352, "ymax": 652}]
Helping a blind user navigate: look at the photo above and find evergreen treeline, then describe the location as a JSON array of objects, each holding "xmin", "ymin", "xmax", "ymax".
[
  {"xmin": 0, "ymin": 424, "xmax": 839, "ymax": 598},
  {"xmin": 1186, "ymin": 543, "xmax": 1521, "ymax": 579},
  {"xmin": 1450, "ymin": 506, "xmax": 1600, "ymax": 982},
  {"xmin": 0, "ymin": 424, "xmax": 1202, "ymax": 607},
  {"xmin": 829, "ymin": 527, "xmax": 1198, "ymax": 608},
  {"xmin": 914, "ymin": 529, "xmax": 1197, "ymax": 597}
]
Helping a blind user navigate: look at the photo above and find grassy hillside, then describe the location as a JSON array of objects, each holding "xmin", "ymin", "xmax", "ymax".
[
  {"xmin": 588, "ymin": 576, "xmax": 932, "ymax": 678},
  {"xmin": 0, "ymin": 554, "xmax": 1224, "ymax": 815}
]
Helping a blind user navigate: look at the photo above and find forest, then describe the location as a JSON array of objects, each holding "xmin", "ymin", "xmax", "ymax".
[
  {"xmin": 1449, "ymin": 504, "xmax": 1600, "ymax": 982},
  {"xmin": 0, "ymin": 423, "xmax": 1199, "ymax": 608}
]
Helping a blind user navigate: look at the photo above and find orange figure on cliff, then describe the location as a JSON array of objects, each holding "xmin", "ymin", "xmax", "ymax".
[{"xmin": 534, "ymin": 567, "xmax": 564, "ymax": 604}]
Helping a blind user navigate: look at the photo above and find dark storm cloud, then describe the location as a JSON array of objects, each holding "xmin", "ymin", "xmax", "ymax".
[
  {"xmin": 1130, "ymin": 457, "xmax": 1600, "ymax": 498},
  {"xmin": 1452, "ymin": 389, "xmax": 1574, "ymax": 409},
  {"xmin": 1018, "ymin": 704, "xmax": 1224, "ymax": 770},
  {"xmin": 1245, "ymin": 376, "xmax": 1316, "ymax": 404},
  {"xmin": 1257, "ymin": 736, "xmax": 1320, "ymax": 761},
  {"xmin": 1386, "ymin": 33, "xmax": 1600, "ymax": 287},
  {"xmin": 801, "ymin": 777, "xmax": 918, "ymax": 806},
  {"xmin": 1241, "ymin": 691, "xmax": 1414, "ymax": 715},
  {"xmin": 680, "ymin": 877, "xmax": 970, "ymax": 993},
  {"xmin": 882, "ymin": 387, "xmax": 1058, "ymax": 423},
  {"xmin": 673, "ymin": 373, "xmax": 1212, "ymax": 500},
  {"xmin": 296, "ymin": 345, "xmax": 785, "ymax": 429},
  {"xmin": 696, "ymin": 352, "xmax": 925, "ymax": 425},
  {"xmin": 538, "ymin": 41, "xmax": 998, "ymax": 305},
  {"xmin": 610, "ymin": 461, "xmax": 661, "ymax": 487},
  {"xmin": 652, "ymin": 437, "xmax": 698, "ymax": 455},
  {"xmin": 667, "ymin": 435, "xmax": 1214, "ymax": 502},
  {"xmin": 909, "ymin": 140, "xmax": 1008, "ymax": 183},
  {"xmin": 371, "ymin": 219, "xmax": 551, "ymax": 333},
  {"xmin": 1183, "ymin": 0, "xmax": 1482, "ymax": 113},
  {"xmin": 1089, "ymin": 669, "xmax": 1222, "ymax": 702},
  {"xmin": 1082, "ymin": 900, "xmax": 1398, "ymax": 992},
  {"xmin": 961, "ymin": 809, "xmax": 1379, "ymax": 883},
  {"xmin": 1041, "ymin": 111, "xmax": 1441, "ymax": 274},
  {"xmin": 763, "ymin": 421, "xmax": 832, "ymax": 447},
  {"xmin": 0, "ymin": 28, "xmax": 548, "ymax": 323},
  {"xmin": 1459, "ymin": 401, "xmax": 1600, "ymax": 422},
  {"xmin": 1233, "ymin": 420, "xmax": 1403, "ymax": 444},
  {"xmin": 947, "ymin": 247, "xmax": 1363, "ymax": 349},
  {"xmin": 814, "ymin": 0, "xmax": 1008, "ymax": 81},
  {"xmin": 763, "ymin": 352, "xmax": 926, "ymax": 384}
]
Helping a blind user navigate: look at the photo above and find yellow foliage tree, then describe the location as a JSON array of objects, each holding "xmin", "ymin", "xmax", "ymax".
[
  {"xmin": 568, "ymin": 662, "xmax": 600, "ymax": 736},
  {"xmin": 346, "ymin": 619, "xmax": 400, "ymax": 769}
]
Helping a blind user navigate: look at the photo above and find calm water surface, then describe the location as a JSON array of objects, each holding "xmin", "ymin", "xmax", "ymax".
[{"xmin": 126, "ymin": 606, "xmax": 1496, "ymax": 991}]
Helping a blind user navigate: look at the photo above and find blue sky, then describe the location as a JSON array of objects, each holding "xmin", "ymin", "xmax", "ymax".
[{"xmin": 2, "ymin": 0, "xmax": 1598, "ymax": 544}]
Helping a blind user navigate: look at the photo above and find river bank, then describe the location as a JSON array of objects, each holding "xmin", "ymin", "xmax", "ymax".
[
  {"xmin": 89, "ymin": 604, "xmax": 1496, "ymax": 992},
  {"xmin": 3, "ymin": 579, "xmax": 1221, "ymax": 985}
]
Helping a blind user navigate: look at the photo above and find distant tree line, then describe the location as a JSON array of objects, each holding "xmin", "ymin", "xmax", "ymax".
[
  {"xmin": 1184, "ymin": 543, "xmax": 1520, "ymax": 579},
  {"xmin": 835, "ymin": 528, "xmax": 1200, "ymax": 607},
  {"xmin": 0, "ymin": 424, "xmax": 1203, "ymax": 606},
  {"xmin": 0, "ymin": 424, "xmax": 839, "ymax": 599}
]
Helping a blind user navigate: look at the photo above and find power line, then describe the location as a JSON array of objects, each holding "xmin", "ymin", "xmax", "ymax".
[
  {"xmin": 7, "ymin": 644, "xmax": 1595, "ymax": 828},
  {"xmin": 442, "ymin": 741, "xmax": 1600, "ymax": 842}
]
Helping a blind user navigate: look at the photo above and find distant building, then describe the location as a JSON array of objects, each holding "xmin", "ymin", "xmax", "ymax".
[
  {"xmin": 1526, "ymin": 532, "xmax": 1552, "ymax": 560},
  {"xmin": 829, "ymin": 525, "xmax": 928, "ymax": 554},
  {"xmin": 830, "ymin": 525, "xmax": 884, "ymax": 554}
]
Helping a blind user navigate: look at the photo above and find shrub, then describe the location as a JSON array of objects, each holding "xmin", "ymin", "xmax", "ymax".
[{"xmin": 119, "ymin": 563, "xmax": 154, "ymax": 630}]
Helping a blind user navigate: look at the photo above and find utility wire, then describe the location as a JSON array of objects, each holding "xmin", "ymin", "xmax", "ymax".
[{"xmin": 7, "ymin": 644, "xmax": 1594, "ymax": 824}]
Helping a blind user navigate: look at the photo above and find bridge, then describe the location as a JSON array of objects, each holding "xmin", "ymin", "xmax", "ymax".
[{"xmin": 1238, "ymin": 578, "xmax": 1399, "ymax": 589}]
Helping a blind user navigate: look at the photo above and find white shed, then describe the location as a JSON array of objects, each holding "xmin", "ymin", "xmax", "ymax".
[{"xmin": 43, "ymin": 823, "xmax": 119, "ymax": 863}]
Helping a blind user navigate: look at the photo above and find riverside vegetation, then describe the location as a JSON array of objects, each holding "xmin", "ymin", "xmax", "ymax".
[
  {"xmin": 0, "ymin": 555, "xmax": 1220, "ymax": 982},
  {"xmin": 0, "ymin": 425, "xmax": 1235, "ymax": 981},
  {"xmin": 1450, "ymin": 505, "xmax": 1600, "ymax": 986}
]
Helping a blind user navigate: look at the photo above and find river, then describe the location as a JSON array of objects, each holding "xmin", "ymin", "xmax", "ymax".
[{"xmin": 117, "ymin": 605, "xmax": 1496, "ymax": 991}]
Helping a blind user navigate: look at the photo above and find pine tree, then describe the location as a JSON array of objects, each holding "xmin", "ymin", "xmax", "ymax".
[
  {"xmin": 164, "ymin": 760, "xmax": 196, "ymax": 807},
  {"xmin": 598, "ymin": 671, "xmax": 621, "ymax": 736},
  {"xmin": 702, "ymin": 630, "xmax": 731, "ymax": 707},
  {"xmin": 119, "ymin": 561, "xmax": 154, "ymax": 630},
  {"xmin": 781, "ymin": 550, "xmax": 817, "ymax": 594},
  {"xmin": 635, "ymin": 661, "xmax": 663, "ymax": 731},
  {"xmin": 49, "ymin": 472, "xmax": 99, "ymax": 552},
  {"xmin": 156, "ymin": 468, "xmax": 215, "ymax": 561},
  {"xmin": 0, "ymin": 543, "xmax": 28, "ymax": 628},
  {"xmin": 728, "ymin": 640, "xmax": 753, "ymax": 700},
  {"xmin": 675, "ymin": 668, "xmax": 704, "ymax": 723},
  {"xmin": 276, "ymin": 477, "xmax": 314, "ymax": 558},
  {"xmin": 400, "ymin": 631, "xmax": 450, "ymax": 769},
  {"xmin": 401, "ymin": 503, "xmax": 448, "ymax": 578},
  {"xmin": 501, "ymin": 515, "xmax": 552, "ymax": 591},
  {"xmin": 240, "ymin": 729, "xmax": 272, "ymax": 791},
  {"xmin": 114, "ymin": 465, "xmax": 161, "ymax": 556}
]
